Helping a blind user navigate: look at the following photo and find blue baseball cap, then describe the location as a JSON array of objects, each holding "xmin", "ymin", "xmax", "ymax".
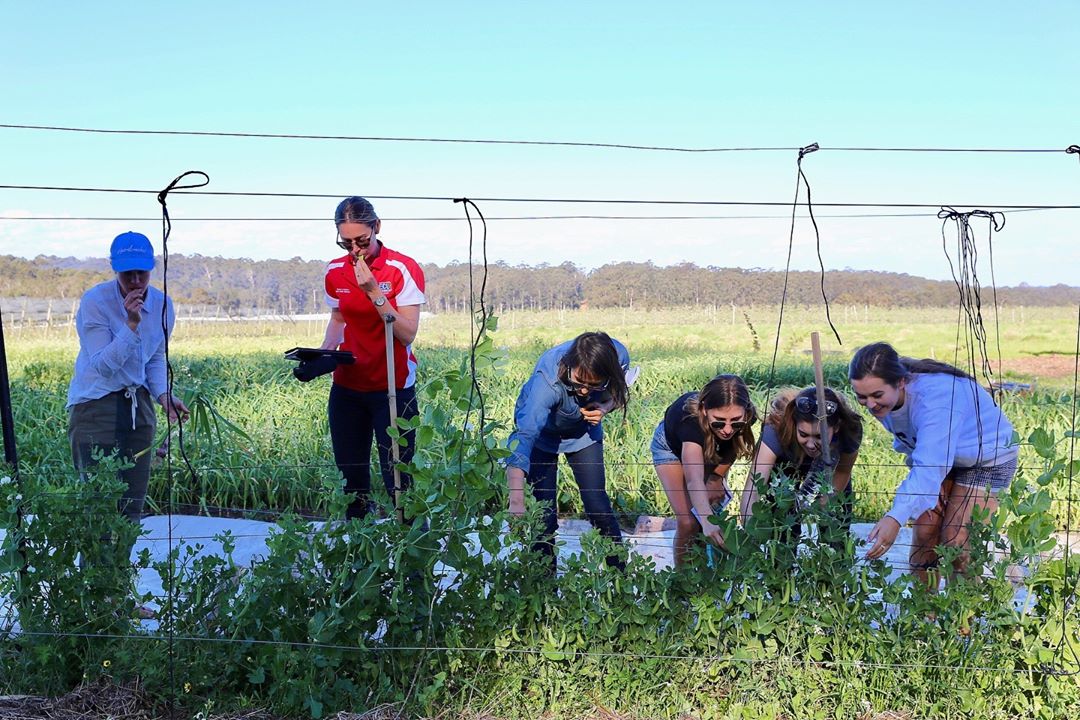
[{"xmin": 109, "ymin": 231, "xmax": 156, "ymax": 272}]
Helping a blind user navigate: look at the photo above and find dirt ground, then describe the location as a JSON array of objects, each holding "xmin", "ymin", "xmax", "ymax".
[{"xmin": 995, "ymin": 354, "xmax": 1078, "ymax": 383}]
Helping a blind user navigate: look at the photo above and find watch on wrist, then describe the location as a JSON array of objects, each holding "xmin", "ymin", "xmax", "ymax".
[{"xmin": 373, "ymin": 295, "xmax": 387, "ymax": 307}]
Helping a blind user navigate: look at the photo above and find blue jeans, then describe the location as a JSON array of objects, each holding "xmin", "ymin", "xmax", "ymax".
[
  {"xmin": 527, "ymin": 441, "xmax": 624, "ymax": 572},
  {"xmin": 328, "ymin": 383, "xmax": 418, "ymax": 519}
]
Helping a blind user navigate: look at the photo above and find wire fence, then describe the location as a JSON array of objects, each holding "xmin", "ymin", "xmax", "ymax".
[{"xmin": 1, "ymin": 124, "xmax": 1079, "ymax": 708}]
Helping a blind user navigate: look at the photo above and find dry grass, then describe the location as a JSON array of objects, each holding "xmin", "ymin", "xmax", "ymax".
[
  {"xmin": 0, "ymin": 690, "xmax": 413, "ymax": 720},
  {"xmin": 0, "ymin": 679, "xmax": 152, "ymax": 720}
]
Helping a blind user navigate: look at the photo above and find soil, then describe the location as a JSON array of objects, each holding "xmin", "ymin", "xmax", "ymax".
[{"xmin": 994, "ymin": 354, "xmax": 1078, "ymax": 382}]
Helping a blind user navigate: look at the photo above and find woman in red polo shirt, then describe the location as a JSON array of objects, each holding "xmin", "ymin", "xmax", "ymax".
[{"xmin": 320, "ymin": 196, "xmax": 426, "ymax": 519}]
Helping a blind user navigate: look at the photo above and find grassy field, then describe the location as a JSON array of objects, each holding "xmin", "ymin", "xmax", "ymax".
[{"xmin": 4, "ymin": 304, "xmax": 1078, "ymax": 525}]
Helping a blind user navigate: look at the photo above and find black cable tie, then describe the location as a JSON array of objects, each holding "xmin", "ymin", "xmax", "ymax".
[
  {"xmin": 1067, "ymin": 145, "xmax": 1080, "ymax": 161},
  {"xmin": 799, "ymin": 142, "xmax": 820, "ymax": 160},
  {"xmin": 937, "ymin": 205, "xmax": 960, "ymax": 220},
  {"xmin": 940, "ymin": 206, "xmax": 1005, "ymax": 232},
  {"xmin": 157, "ymin": 170, "xmax": 210, "ymax": 207},
  {"xmin": 984, "ymin": 210, "xmax": 1005, "ymax": 232}
]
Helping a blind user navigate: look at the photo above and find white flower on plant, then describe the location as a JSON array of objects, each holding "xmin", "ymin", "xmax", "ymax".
[{"xmin": 0, "ymin": 476, "xmax": 10, "ymax": 485}]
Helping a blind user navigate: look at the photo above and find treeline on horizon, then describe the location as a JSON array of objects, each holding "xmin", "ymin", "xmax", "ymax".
[{"xmin": 1, "ymin": 253, "xmax": 1078, "ymax": 316}]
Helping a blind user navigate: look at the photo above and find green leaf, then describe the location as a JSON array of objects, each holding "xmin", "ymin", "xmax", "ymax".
[
  {"xmin": 1029, "ymin": 428, "xmax": 1056, "ymax": 459},
  {"xmin": 0, "ymin": 543, "xmax": 22, "ymax": 574},
  {"xmin": 1036, "ymin": 463, "xmax": 1064, "ymax": 487}
]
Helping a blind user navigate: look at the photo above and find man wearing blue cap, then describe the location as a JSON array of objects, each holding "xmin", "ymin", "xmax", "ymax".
[{"xmin": 67, "ymin": 232, "xmax": 189, "ymax": 578}]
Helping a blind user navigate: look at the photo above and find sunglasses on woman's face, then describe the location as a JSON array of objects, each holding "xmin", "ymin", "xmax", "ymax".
[
  {"xmin": 336, "ymin": 232, "xmax": 374, "ymax": 252},
  {"xmin": 795, "ymin": 396, "xmax": 838, "ymax": 416},
  {"xmin": 710, "ymin": 419, "xmax": 747, "ymax": 432},
  {"xmin": 564, "ymin": 370, "xmax": 609, "ymax": 394}
]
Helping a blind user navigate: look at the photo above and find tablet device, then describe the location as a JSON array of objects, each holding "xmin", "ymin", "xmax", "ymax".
[{"xmin": 283, "ymin": 347, "xmax": 356, "ymax": 364}]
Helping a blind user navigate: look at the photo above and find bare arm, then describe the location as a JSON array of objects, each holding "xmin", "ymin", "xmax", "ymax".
[
  {"xmin": 506, "ymin": 466, "xmax": 527, "ymax": 515},
  {"xmin": 830, "ymin": 450, "xmax": 857, "ymax": 495},
  {"xmin": 320, "ymin": 309, "xmax": 346, "ymax": 350},
  {"xmin": 741, "ymin": 443, "xmax": 778, "ymax": 524},
  {"xmin": 386, "ymin": 304, "xmax": 421, "ymax": 345},
  {"xmin": 683, "ymin": 442, "xmax": 725, "ymax": 546}
]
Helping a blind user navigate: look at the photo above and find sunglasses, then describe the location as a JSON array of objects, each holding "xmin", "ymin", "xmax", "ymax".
[
  {"xmin": 336, "ymin": 233, "xmax": 374, "ymax": 252},
  {"xmin": 564, "ymin": 371, "xmax": 609, "ymax": 395},
  {"xmin": 709, "ymin": 419, "xmax": 747, "ymax": 432},
  {"xmin": 795, "ymin": 396, "xmax": 838, "ymax": 416}
]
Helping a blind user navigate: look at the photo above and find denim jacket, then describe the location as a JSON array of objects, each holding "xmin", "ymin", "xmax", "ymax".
[{"xmin": 507, "ymin": 338, "xmax": 630, "ymax": 474}]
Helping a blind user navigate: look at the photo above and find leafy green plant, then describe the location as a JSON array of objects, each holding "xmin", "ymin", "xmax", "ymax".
[
  {"xmin": 0, "ymin": 454, "xmax": 152, "ymax": 692},
  {"xmin": 3, "ymin": 309, "xmax": 1080, "ymax": 717}
]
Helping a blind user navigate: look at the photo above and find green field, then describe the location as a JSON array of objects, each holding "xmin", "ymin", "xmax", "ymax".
[{"xmin": 5, "ymin": 304, "xmax": 1077, "ymax": 526}]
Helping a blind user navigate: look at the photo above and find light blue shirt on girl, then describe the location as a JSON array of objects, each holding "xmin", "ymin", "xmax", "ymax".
[
  {"xmin": 879, "ymin": 372, "xmax": 1018, "ymax": 525},
  {"xmin": 66, "ymin": 280, "xmax": 175, "ymax": 408}
]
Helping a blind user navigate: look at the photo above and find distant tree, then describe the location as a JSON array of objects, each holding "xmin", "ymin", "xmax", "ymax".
[{"xmin": 3, "ymin": 254, "xmax": 1078, "ymax": 313}]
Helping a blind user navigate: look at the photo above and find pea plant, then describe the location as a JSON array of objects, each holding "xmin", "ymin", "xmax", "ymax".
[{"xmin": 1, "ymin": 321, "xmax": 1079, "ymax": 718}]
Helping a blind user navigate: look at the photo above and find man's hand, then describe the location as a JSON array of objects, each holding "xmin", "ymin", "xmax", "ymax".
[
  {"xmin": 123, "ymin": 288, "xmax": 146, "ymax": 331},
  {"xmin": 158, "ymin": 393, "xmax": 191, "ymax": 423}
]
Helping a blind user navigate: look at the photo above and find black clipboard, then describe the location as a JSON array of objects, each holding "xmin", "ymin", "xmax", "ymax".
[{"xmin": 283, "ymin": 347, "xmax": 356, "ymax": 364}]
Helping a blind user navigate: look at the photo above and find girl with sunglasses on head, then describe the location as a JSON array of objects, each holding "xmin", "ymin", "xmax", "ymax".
[
  {"xmin": 849, "ymin": 342, "xmax": 1017, "ymax": 584},
  {"xmin": 739, "ymin": 387, "xmax": 863, "ymax": 547},
  {"xmin": 320, "ymin": 196, "xmax": 426, "ymax": 520},
  {"xmin": 507, "ymin": 331, "xmax": 632, "ymax": 572},
  {"xmin": 651, "ymin": 375, "xmax": 758, "ymax": 565}
]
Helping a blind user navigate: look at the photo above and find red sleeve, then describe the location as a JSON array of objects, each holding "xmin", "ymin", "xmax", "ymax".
[{"xmin": 323, "ymin": 258, "xmax": 348, "ymax": 309}]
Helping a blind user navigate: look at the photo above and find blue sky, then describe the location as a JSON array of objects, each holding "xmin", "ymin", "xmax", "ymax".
[{"xmin": 1, "ymin": 1, "xmax": 1077, "ymax": 285}]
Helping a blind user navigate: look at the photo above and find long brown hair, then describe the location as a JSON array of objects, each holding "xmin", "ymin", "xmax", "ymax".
[
  {"xmin": 849, "ymin": 341, "xmax": 972, "ymax": 387},
  {"xmin": 769, "ymin": 386, "xmax": 862, "ymax": 464},
  {"xmin": 556, "ymin": 331, "xmax": 630, "ymax": 411},
  {"xmin": 684, "ymin": 374, "xmax": 757, "ymax": 466}
]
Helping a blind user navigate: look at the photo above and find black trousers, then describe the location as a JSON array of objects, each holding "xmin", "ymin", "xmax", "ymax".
[{"xmin": 328, "ymin": 383, "xmax": 418, "ymax": 519}]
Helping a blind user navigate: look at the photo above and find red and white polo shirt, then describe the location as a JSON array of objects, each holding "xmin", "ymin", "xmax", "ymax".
[{"xmin": 324, "ymin": 245, "xmax": 426, "ymax": 392}]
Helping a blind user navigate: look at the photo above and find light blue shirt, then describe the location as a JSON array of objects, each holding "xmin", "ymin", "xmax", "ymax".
[
  {"xmin": 66, "ymin": 279, "xmax": 175, "ymax": 408},
  {"xmin": 879, "ymin": 373, "xmax": 1018, "ymax": 525},
  {"xmin": 507, "ymin": 338, "xmax": 630, "ymax": 474}
]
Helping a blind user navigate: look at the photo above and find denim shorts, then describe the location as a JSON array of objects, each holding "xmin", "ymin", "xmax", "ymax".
[
  {"xmin": 650, "ymin": 421, "xmax": 681, "ymax": 466},
  {"xmin": 952, "ymin": 457, "xmax": 1017, "ymax": 492}
]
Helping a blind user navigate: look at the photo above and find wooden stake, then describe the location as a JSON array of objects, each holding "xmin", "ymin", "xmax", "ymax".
[
  {"xmin": 810, "ymin": 331, "xmax": 833, "ymax": 468},
  {"xmin": 384, "ymin": 314, "xmax": 404, "ymax": 524}
]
